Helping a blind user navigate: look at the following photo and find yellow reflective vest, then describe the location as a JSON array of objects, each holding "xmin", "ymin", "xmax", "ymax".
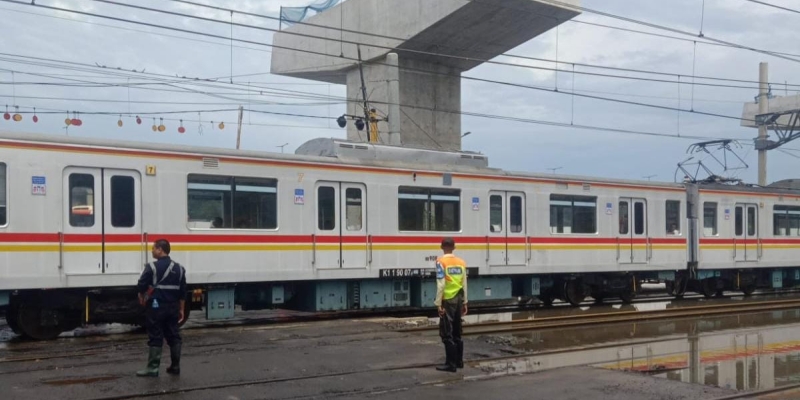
[{"xmin": 435, "ymin": 254, "xmax": 467, "ymax": 304}]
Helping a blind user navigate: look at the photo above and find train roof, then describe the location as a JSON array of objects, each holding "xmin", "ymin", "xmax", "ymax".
[{"xmin": 0, "ymin": 130, "xmax": 704, "ymax": 191}]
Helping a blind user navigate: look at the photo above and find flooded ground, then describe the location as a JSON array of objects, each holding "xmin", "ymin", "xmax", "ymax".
[{"xmin": 470, "ymin": 306, "xmax": 800, "ymax": 396}]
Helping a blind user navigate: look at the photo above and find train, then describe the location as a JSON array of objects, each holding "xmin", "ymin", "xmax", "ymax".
[{"xmin": 0, "ymin": 130, "xmax": 799, "ymax": 339}]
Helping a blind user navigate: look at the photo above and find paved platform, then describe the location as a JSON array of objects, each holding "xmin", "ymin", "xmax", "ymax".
[{"xmin": 0, "ymin": 316, "xmax": 740, "ymax": 400}]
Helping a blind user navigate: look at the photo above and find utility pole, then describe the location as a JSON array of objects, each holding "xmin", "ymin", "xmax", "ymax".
[
  {"xmin": 236, "ymin": 105, "xmax": 244, "ymax": 150},
  {"xmin": 758, "ymin": 62, "xmax": 769, "ymax": 186},
  {"xmin": 356, "ymin": 45, "xmax": 372, "ymax": 143}
]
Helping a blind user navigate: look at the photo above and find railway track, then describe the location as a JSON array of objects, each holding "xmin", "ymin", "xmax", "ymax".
[
  {"xmin": 3, "ymin": 288, "xmax": 799, "ymax": 345},
  {"xmin": 5, "ymin": 296, "xmax": 799, "ymax": 400},
  {"xmin": 401, "ymin": 297, "xmax": 800, "ymax": 336}
]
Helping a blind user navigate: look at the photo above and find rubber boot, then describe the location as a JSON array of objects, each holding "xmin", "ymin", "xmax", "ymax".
[
  {"xmin": 136, "ymin": 347, "xmax": 162, "ymax": 377},
  {"xmin": 435, "ymin": 344, "xmax": 457, "ymax": 372},
  {"xmin": 166, "ymin": 343, "xmax": 181, "ymax": 375},
  {"xmin": 455, "ymin": 341, "xmax": 464, "ymax": 369}
]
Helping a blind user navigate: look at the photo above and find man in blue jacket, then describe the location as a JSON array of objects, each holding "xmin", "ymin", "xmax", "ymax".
[{"xmin": 136, "ymin": 239, "xmax": 187, "ymax": 377}]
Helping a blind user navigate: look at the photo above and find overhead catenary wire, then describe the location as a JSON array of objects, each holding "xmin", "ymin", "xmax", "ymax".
[
  {"xmin": 90, "ymin": 0, "xmax": 800, "ymax": 91},
  {"xmin": 532, "ymin": 0, "xmax": 800, "ymax": 63},
  {"xmin": 743, "ymin": 0, "xmax": 800, "ymax": 15},
  {"xmin": 166, "ymin": 0, "xmax": 800, "ymax": 88},
  {"xmin": 1, "ymin": 1, "xmax": 796, "ymax": 149},
  {"xmin": 0, "ymin": 5, "xmax": 781, "ymax": 127}
]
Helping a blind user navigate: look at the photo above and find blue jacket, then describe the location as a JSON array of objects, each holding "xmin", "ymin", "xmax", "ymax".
[{"xmin": 137, "ymin": 256, "xmax": 187, "ymax": 303}]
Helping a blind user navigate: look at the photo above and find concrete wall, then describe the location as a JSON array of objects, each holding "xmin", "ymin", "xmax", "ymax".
[
  {"xmin": 345, "ymin": 55, "xmax": 460, "ymax": 150},
  {"xmin": 398, "ymin": 58, "xmax": 461, "ymax": 151},
  {"xmin": 271, "ymin": 0, "xmax": 466, "ymax": 82}
]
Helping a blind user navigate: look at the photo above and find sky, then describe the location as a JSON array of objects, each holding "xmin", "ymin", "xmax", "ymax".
[{"xmin": 0, "ymin": 0, "xmax": 798, "ymax": 184}]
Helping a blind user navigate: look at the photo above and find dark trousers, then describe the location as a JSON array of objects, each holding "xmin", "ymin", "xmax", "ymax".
[
  {"xmin": 439, "ymin": 291, "xmax": 464, "ymax": 365},
  {"xmin": 146, "ymin": 301, "xmax": 181, "ymax": 348}
]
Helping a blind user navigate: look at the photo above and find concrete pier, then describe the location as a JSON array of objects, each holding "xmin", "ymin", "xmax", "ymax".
[{"xmin": 271, "ymin": 0, "xmax": 580, "ymax": 151}]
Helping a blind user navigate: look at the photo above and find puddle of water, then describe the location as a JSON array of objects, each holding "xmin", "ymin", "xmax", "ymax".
[{"xmin": 472, "ymin": 308, "xmax": 800, "ymax": 395}]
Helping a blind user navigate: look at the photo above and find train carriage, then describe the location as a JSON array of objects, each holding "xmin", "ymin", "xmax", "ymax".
[
  {"xmin": 0, "ymin": 130, "xmax": 798, "ymax": 339},
  {"xmin": 690, "ymin": 184, "xmax": 800, "ymax": 297}
]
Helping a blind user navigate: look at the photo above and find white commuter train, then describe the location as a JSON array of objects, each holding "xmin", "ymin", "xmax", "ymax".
[{"xmin": 0, "ymin": 131, "xmax": 799, "ymax": 339}]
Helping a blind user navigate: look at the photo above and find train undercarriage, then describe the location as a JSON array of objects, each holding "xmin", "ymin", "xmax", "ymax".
[{"xmin": 4, "ymin": 267, "xmax": 800, "ymax": 340}]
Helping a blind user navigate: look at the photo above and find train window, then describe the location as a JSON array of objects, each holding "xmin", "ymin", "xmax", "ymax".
[
  {"xmin": 0, "ymin": 163, "xmax": 6, "ymax": 226},
  {"xmin": 233, "ymin": 177, "xmax": 278, "ymax": 229},
  {"xmin": 665, "ymin": 200, "xmax": 680, "ymax": 235},
  {"xmin": 187, "ymin": 174, "xmax": 277, "ymax": 230},
  {"xmin": 703, "ymin": 202, "xmax": 718, "ymax": 236},
  {"xmin": 69, "ymin": 173, "xmax": 95, "ymax": 227},
  {"xmin": 345, "ymin": 188, "xmax": 362, "ymax": 231},
  {"xmin": 774, "ymin": 205, "xmax": 800, "ymax": 236},
  {"xmin": 619, "ymin": 201, "xmax": 629, "ymax": 234},
  {"xmin": 490, "ymin": 195, "xmax": 503, "ymax": 232},
  {"xmin": 747, "ymin": 207, "xmax": 756, "ymax": 236},
  {"xmin": 735, "ymin": 207, "xmax": 743, "ymax": 236},
  {"xmin": 510, "ymin": 196, "xmax": 523, "ymax": 233},
  {"xmin": 318, "ymin": 186, "xmax": 336, "ymax": 231},
  {"xmin": 634, "ymin": 202, "xmax": 645, "ymax": 235},
  {"xmin": 398, "ymin": 187, "xmax": 460, "ymax": 232},
  {"xmin": 110, "ymin": 176, "xmax": 135, "ymax": 228},
  {"xmin": 549, "ymin": 195, "xmax": 596, "ymax": 234}
]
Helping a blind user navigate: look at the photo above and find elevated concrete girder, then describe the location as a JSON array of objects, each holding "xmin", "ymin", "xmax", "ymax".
[{"xmin": 271, "ymin": 0, "xmax": 580, "ymax": 150}]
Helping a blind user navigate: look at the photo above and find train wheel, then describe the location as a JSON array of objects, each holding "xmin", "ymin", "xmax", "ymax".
[
  {"xmin": 741, "ymin": 284, "xmax": 756, "ymax": 296},
  {"xmin": 665, "ymin": 281, "xmax": 675, "ymax": 297},
  {"xmin": 564, "ymin": 280, "xmax": 585, "ymax": 307},
  {"xmin": 700, "ymin": 279, "xmax": 716, "ymax": 299},
  {"xmin": 5, "ymin": 300, "xmax": 22, "ymax": 335},
  {"xmin": 672, "ymin": 275, "xmax": 687, "ymax": 299},
  {"xmin": 619, "ymin": 290, "xmax": 636, "ymax": 304},
  {"xmin": 16, "ymin": 300, "xmax": 65, "ymax": 340}
]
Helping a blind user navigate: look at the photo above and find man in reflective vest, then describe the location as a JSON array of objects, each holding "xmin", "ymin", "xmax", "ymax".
[
  {"xmin": 434, "ymin": 237, "xmax": 468, "ymax": 372},
  {"xmin": 136, "ymin": 239, "xmax": 187, "ymax": 377}
]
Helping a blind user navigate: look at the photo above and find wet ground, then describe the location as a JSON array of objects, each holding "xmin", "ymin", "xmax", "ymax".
[{"xmin": 3, "ymin": 295, "xmax": 800, "ymax": 399}]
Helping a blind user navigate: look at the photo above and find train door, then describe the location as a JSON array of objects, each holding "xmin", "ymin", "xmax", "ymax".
[
  {"xmin": 102, "ymin": 170, "xmax": 143, "ymax": 274},
  {"xmin": 619, "ymin": 198, "xmax": 648, "ymax": 264},
  {"xmin": 314, "ymin": 182, "xmax": 367, "ymax": 270},
  {"xmin": 62, "ymin": 168, "xmax": 143, "ymax": 275},
  {"xmin": 488, "ymin": 191, "xmax": 527, "ymax": 266},
  {"xmin": 63, "ymin": 168, "xmax": 103, "ymax": 275},
  {"xmin": 734, "ymin": 203, "xmax": 759, "ymax": 262}
]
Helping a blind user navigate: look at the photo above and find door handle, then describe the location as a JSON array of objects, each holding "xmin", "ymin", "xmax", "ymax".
[
  {"xmin": 616, "ymin": 237, "xmax": 620, "ymax": 261},
  {"xmin": 58, "ymin": 231, "xmax": 64, "ymax": 269},
  {"xmin": 485, "ymin": 236, "xmax": 490, "ymax": 262},
  {"xmin": 758, "ymin": 238, "xmax": 763, "ymax": 259},
  {"xmin": 526, "ymin": 237, "xmax": 531, "ymax": 262},
  {"xmin": 367, "ymin": 234, "xmax": 373, "ymax": 265},
  {"xmin": 311, "ymin": 234, "xmax": 316, "ymax": 265},
  {"xmin": 732, "ymin": 238, "xmax": 737, "ymax": 260}
]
